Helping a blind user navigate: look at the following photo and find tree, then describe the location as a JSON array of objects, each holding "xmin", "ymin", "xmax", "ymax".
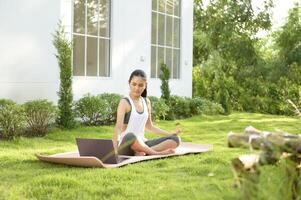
[
  {"xmin": 193, "ymin": 0, "xmax": 273, "ymax": 67},
  {"xmin": 193, "ymin": 0, "xmax": 274, "ymax": 113},
  {"xmin": 274, "ymin": 3, "xmax": 301, "ymax": 66},
  {"xmin": 53, "ymin": 22, "xmax": 76, "ymax": 129},
  {"xmin": 159, "ymin": 63, "xmax": 171, "ymax": 102}
]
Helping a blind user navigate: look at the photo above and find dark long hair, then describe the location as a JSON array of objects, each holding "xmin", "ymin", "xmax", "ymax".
[{"xmin": 129, "ymin": 69, "xmax": 147, "ymax": 97}]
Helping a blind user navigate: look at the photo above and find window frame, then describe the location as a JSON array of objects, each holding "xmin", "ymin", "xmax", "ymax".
[
  {"xmin": 71, "ymin": 0, "xmax": 112, "ymax": 78},
  {"xmin": 151, "ymin": 0, "xmax": 181, "ymax": 79}
]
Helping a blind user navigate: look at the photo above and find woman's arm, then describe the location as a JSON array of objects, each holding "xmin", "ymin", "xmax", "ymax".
[
  {"xmin": 113, "ymin": 99, "xmax": 128, "ymax": 153},
  {"xmin": 145, "ymin": 98, "xmax": 181, "ymax": 136}
]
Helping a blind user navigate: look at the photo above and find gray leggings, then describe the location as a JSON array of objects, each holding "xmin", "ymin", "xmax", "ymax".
[{"xmin": 118, "ymin": 132, "xmax": 180, "ymax": 156}]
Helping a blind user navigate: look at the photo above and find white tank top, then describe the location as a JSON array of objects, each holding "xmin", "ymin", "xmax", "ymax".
[{"xmin": 118, "ymin": 96, "xmax": 149, "ymax": 146}]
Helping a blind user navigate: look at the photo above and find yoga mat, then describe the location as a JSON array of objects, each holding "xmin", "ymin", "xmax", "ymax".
[{"xmin": 36, "ymin": 142, "xmax": 213, "ymax": 168}]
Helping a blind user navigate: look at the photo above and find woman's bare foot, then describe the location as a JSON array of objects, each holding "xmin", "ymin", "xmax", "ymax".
[
  {"xmin": 136, "ymin": 149, "xmax": 174, "ymax": 156},
  {"xmin": 157, "ymin": 149, "xmax": 175, "ymax": 155},
  {"xmin": 135, "ymin": 151, "xmax": 146, "ymax": 156}
]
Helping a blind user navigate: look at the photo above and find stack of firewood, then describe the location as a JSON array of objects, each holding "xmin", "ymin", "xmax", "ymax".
[
  {"xmin": 229, "ymin": 126, "xmax": 301, "ymax": 198},
  {"xmin": 229, "ymin": 126, "xmax": 301, "ymax": 164}
]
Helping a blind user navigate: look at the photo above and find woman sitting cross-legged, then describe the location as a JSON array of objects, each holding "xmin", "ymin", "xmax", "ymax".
[{"xmin": 112, "ymin": 69, "xmax": 181, "ymax": 156}]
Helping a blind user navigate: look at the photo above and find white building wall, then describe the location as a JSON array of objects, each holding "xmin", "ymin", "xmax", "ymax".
[
  {"xmin": 148, "ymin": 0, "xmax": 193, "ymax": 97},
  {"xmin": 0, "ymin": 0, "xmax": 61, "ymax": 103},
  {"xmin": 0, "ymin": 0, "xmax": 193, "ymax": 103},
  {"xmin": 71, "ymin": 0, "xmax": 193, "ymax": 99}
]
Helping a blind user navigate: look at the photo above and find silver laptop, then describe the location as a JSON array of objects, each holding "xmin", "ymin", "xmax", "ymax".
[{"xmin": 76, "ymin": 138, "xmax": 129, "ymax": 164}]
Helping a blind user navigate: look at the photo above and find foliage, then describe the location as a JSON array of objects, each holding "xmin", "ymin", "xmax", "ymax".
[
  {"xmin": 75, "ymin": 94, "xmax": 109, "ymax": 126},
  {"xmin": 97, "ymin": 93, "xmax": 122, "ymax": 124},
  {"xmin": 193, "ymin": 0, "xmax": 273, "ymax": 67},
  {"xmin": 23, "ymin": 100, "xmax": 57, "ymax": 137},
  {"xmin": 0, "ymin": 100, "xmax": 25, "ymax": 140},
  {"xmin": 190, "ymin": 97, "xmax": 224, "ymax": 115},
  {"xmin": 53, "ymin": 21, "xmax": 76, "ymax": 129},
  {"xmin": 274, "ymin": 4, "xmax": 301, "ymax": 66},
  {"xmin": 148, "ymin": 96, "xmax": 169, "ymax": 121},
  {"xmin": 193, "ymin": 1, "xmax": 301, "ymax": 116},
  {"xmin": 75, "ymin": 93, "xmax": 223, "ymax": 124},
  {"xmin": 166, "ymin": 96, "xmax": 191, "ymax": 120},
  {"xmin": 159, "ymin": 63, "xmax": 171, "ymax": 102},
  {"xmin": 0, "ymin": 99, "xmax": 15, "ymax": 107}
]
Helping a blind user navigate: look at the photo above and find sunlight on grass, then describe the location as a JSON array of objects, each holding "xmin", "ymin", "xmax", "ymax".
[{"xmin": 238, "ymin": 118, "xmax": 298, "ymax": 122}]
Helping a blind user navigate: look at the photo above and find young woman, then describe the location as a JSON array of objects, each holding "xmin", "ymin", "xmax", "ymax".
[{"xmin": 113, "ymin": 69, "xmax": 181, "ymax": 156}]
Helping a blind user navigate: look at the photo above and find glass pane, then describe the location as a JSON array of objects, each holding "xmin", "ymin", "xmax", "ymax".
[
  {"xmin": 99, "ymin": 0, "xmax": 110, "ymax": 37},
  {"xmin": 174, "ymin": 0, "xmax": 180, "ymax": 16},
  {"xmin": 173, "ymin": 49, "xmax": 180, "ymax": 78},
  {"xmin": 173, "ymin": 18, "xmax": 180, "ymax": 48},
  {"xmin": 152, "ymin": 0, "xmax": 157, "ymax": 11},
  {"xmin": 158, "ymin": 14, "xmax": 165, "ymax": 46},
  {"xmin": 157, "ymin": 47, "xmax": 165, "ymax": 77},
  {"xmin": 151, "ymin": 46, "xmax": 157, "ymax": 78},
  {"xmin": 166, "ymin": 48, "xmax": 172, "ymax": 76},
  {"xmin": 87, "ymin": 0, "xmax": 98, "ymax": 36},
  {"xmin": 99, "ymin": 39, "xmax": 110, "ymax": 76},
  {"xmin": 158, "ymin": 0, "xmax": 165, "ymax": 13},
  {"xmin": 73, "ymin": 0, "xmax": 85, "ymax": 34},
  {"xmin": 86, "ymin": 37, "xmax": 98, "ymax": 76},
  {"xmin": 166, "ymin": 15, "xmax": 173, "ymax": 46},
  {"xmin": 166, "ymin": 0, "xmax": 173, "ymax": 15},
  {"xmin": 151, "ymin": 12, "xmax": 157, "ymax": 44},
  {"xmin": 73, "ymin": 35, "xmax": 85, "ymax": 76}
]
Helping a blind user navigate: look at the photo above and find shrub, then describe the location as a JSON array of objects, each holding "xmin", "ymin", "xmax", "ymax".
[
  {"xmin": 196, "ymin": 98, "xmax": 225, "ymax": 115},
  {"xmin": 23, "ymin": 100, "xmax": 57, "ymax": 137},
  {"xmin": 75, "ymin": 94, "xmax": 110, "ymax": 125},
  {"xmin": 0, "ymin": 99, "xmax": 15, "ymax": 107},
  {"xmin": 0, "ymin": 100, "xmax": 25, "ymax": 140},
  {"xmin": 166, "ymin": 96, "xmax": 192, "ymax": 120},
  {"xmin": 189, "ymin": 97, "xmax": 205, "ymax": 115},
  {"xmin": 98, "ymin": 93, "xmax": 122, "ymax": 124},
  {"xmin": 148, "ymin": 96, "xmax": 169, "ymax": 121},
  {"xmin": 53, "ymin": 21, "xmax": 75, "ymax": 129},
  {"xmin": 165, "ymin": 96, "xmax": 224, "ymax": 120}
]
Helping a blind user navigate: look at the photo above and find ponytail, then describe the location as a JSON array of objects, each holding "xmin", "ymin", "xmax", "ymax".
[{"xmin": 141, "ymin": 87, "xmax": 147, "ymax": 97}]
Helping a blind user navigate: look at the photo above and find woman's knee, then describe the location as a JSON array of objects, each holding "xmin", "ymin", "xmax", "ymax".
[
  {"xmin": 122, "ymin": 132, "xmax": 137, "ymax": 145},
  {"xmin": 118, "ymin": 132, "xmax": 138, "ymax": 156},
  {"xmin": 170, "ymin": 135, "xmax": 181, "ymax": 147}
]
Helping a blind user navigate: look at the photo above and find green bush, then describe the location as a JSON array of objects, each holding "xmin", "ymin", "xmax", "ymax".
[
  {"xmin": 164, "ymin": 96, "xmax": 224, "ymax": 120},
  {"xmin": 98, "ymin": 93, "xmax": 122, "ymax": 124},
  {"xmin": 196, "ymin": 98, "xmax": 225, "ymax": 115},
  {"xmin": 166, "ymin": 96, "xmax": 192, "ymax": 120},
  {"xmin": 187, "ymin": 97, "xmax": 225, "ymax": 116},
  {"xmin": 0, "ymin": 99, "xmax": 25, "ymax": 140},
  {"xmin": 23, "ymin": 100, "xmax": 57, "ymax": 137},
  {"xmin": 0, "ymin": 99, "xmax": 15, "ymax": 107},
  {"xmin": 75, "ymin": 94, "xmax": 109, "ymax": 125},
  {"xmin": 189, "ymin": 97, "xmax": 204, "ymax": 115},
  {"xmin": 148, "ymin": 96, "xmax": 169, "ymax": 121}
]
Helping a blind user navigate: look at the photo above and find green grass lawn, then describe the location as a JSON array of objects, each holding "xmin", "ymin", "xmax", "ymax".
[{"xmin": 0, "ymin": 113, "xmax": 300, "ymax": 200}]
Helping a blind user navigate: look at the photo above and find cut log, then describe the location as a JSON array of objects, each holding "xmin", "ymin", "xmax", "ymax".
[
  {"xmin": 228, "ymin": 132, "xmax": 249, "ymax": 148},
  {"xmin": 244, "ymin": 125, "xmax": 262, "ymax": 135},
  {"xmin": 227, "ymin": 132, "xmax": 263, "ymax": 149},
  {"xmin": 232, "ymin": 154, "xmax": 260, "ymax": 197},
  {"xmin": 232, "ymin": 154, "xmax": 259, "ymax": 171}
]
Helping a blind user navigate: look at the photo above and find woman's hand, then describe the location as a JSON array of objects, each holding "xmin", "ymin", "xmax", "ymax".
[{"xmin": 172, "ymin": 126, "xmax": 182, "ymax": 135}]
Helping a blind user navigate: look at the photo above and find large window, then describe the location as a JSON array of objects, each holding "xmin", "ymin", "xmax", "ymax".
[
  {"xmin": 73, "ymin": 0, "xmax": 110, "ymax": 77},
  {"xmin": 151, "ymin": 0, "xmax": 181, "ymax": 79}
]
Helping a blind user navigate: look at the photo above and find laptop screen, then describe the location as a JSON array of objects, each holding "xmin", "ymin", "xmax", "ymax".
[{"xmin": 76, "ymin": 138, "xmax": 118, "ymax": 164}]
